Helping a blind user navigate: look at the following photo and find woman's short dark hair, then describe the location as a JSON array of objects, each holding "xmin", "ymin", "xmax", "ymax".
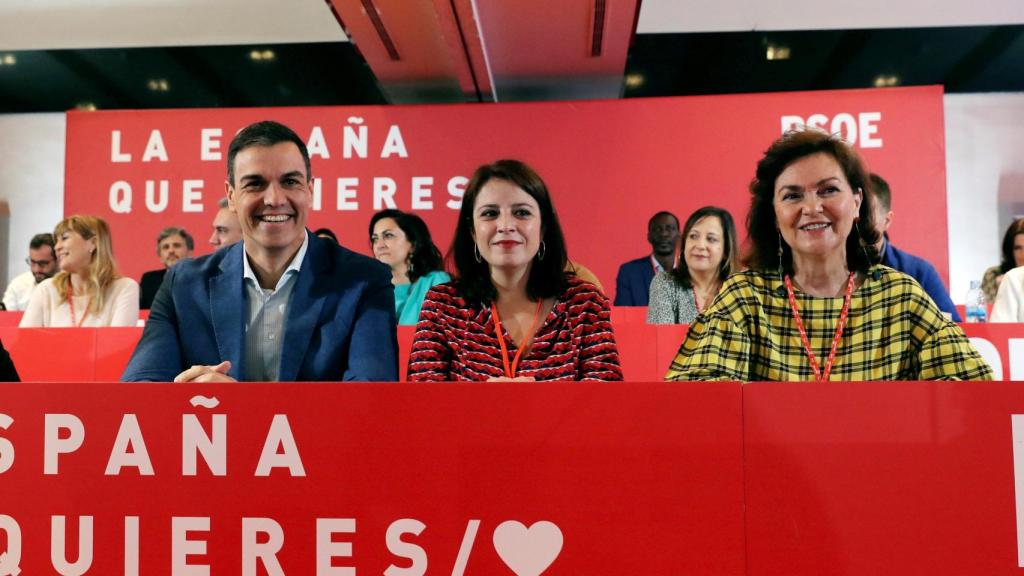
[
  {"xmin": 999, "ymin": 219, "xmax": 1024, "ymax": 274},
  {"xmin": 450, "ymin": 159, "xmax": 569, "ymax": 306},
  {"xmin": 670, "ymin": 206, "xmax": 739, "ymax": 288},
  {"xmin": 745, "ymin": 129, "xmax": 880, "ymax": 275},
  {"xmin": 368, "ymin": 209, "xmax": 444, "ymax": 284}
]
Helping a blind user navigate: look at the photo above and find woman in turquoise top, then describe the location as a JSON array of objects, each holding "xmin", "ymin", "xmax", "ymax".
[{"xmin": 370, "ymin": 209, "xmax": 451, "ymax": 325}]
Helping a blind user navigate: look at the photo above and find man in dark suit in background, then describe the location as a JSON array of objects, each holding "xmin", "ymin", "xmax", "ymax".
[
  {"xmin": 138, "ymin": 227, "xmax": 193, "ymax": 309},
  {"xmin": 871, "ymin": 173, "xmax": 962, "ymax": 322},
  {"xmin": 614, "ymin": 211, "xmax": 679, "ymax": 306},
  {"xmin": 122, "ymin": 120, "xmax": 398, "ymax": 382}
]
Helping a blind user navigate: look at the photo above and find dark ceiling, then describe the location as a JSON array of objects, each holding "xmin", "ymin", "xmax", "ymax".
[
  {"xmin": 625, "ymin": 25, "xmax": 1024, "ymax": 97},
  {"xmin": 0, "ymin": 24, "xmax": 1021, "ymax": 113},
  {"xmin": 0, "ymin": 43, "xmax": 386, "ymax": 112}
]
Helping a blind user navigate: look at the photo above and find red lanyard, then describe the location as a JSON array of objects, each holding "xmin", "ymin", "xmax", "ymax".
[
  {"xmin": 491, "ymin": 299, "xmax": 544, "ymax": 378},
  {"xmin": 691, "ymin": 283, "xmax": 718, "ymax": 314},
  {"xmin": 66, "ymin": 284, "xmax": 90, "ymax": 327},
  {"xmin": 783, "ymin": 272, "xmax": 856, "ymax": 382}
]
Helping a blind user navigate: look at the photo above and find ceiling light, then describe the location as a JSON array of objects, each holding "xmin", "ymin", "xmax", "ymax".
[
  {"xmin": 766, "ymin": 44, "xmax": 791, "ymax": 61},
  {"xmin": 249, "ymin": 49, "xmax": 275, "ymax": 62},
  {"xmin": 873, "ymin": 74, "xmax": 900, "ymax": 87},
  {"xmin": 75, "ymin": 102, "xmax": 97, "ymax": 112},
  {"xmin": 0, "ymin": 54, "xmax": 15, "ymax": 66},
  {"xmin": 624, "ymin": 73, "xmax": 645, "ymax": 89},
  {"xmin": 147, "ymin": 79, "xmax": 170, "ymax": 92}
]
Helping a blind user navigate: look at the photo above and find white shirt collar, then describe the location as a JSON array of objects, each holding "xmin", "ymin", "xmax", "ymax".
[
  {"xmin": 242, "ymin": 231, "xmax": 309, "ymax": 292},
  {"xmin": 650, "ymin": 254, "xmax": 666, "ymax": 274}
]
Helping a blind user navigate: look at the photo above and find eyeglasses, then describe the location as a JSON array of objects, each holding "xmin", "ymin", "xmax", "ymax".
[{"xmin": 26, "ymin": 258, "xmax": 54, "ymax": 267}]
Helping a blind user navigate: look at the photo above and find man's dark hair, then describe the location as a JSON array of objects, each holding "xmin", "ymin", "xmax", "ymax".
[
  {"xmin": 648, "ymin": 211, "xmax": 679, "ymax": 231},
  {"xmin": 29, "ymin": 233, "xmax": 55, "ymax": 258},
  {"xmin": 369, "ymin": 209, "xmax": 444, "ymax": 284},
  {"xmin": 314, "ymin": 228, "xmax": 339, "ymax": 244},
  {"xmin": 870, "ymin": 173, "xmax": 892, "ymax": 211},
  {"xmin": 156, "ymin": 227, "xmax": 194, "ymax": 253},
  {"xmin": 227, "ymin": 120, "xmax": 311, "ymax": 185},
  {"xmin": 449, "ymin": 159, "xmax": 569, "ymax": 306}
]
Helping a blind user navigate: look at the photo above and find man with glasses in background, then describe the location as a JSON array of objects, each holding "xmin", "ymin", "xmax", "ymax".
[{"xmin": 3, "ymin": 233, "xmax": 57, "ymax": 311}]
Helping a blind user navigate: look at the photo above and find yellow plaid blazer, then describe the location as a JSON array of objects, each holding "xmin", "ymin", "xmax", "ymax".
[{"xmin": 666, "ymin": 267, "xmax": 993, "ymax": 382}]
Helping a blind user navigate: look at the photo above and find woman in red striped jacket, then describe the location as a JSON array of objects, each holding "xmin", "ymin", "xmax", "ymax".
[{"xmin": 406, "ymin": 159, "xmax": 623, "ymax": 382}]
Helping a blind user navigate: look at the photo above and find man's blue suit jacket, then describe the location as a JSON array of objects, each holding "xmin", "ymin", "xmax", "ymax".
[
  {"xmin": 882, "ymin": 241, "xmax": 962, "ymax": 322},
  {"xmin": 121, "ymin": 232, "xmax": 399, "ymax": 382},
  {"xmin": 614, "ymin": 255, "xmax": 656, "ymax": 306}
]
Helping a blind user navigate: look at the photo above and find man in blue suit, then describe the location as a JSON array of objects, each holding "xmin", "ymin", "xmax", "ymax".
[
  {"xmin": 122, "ymin": 120, "xmax": 398, "ymax": 382},
  {"xmin": 870, "ymin": 173, "xmax": 961, "ymax": 322},
  {"xmin": 614, "ymin": 211, "xmax": 679, "ymax": 306}
]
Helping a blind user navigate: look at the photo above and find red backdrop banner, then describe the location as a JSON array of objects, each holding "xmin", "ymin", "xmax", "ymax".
[
  {"xmin": 0, "ymin": 382, "xmax": 745, "ymax": 575},
  {"xmin": 64, "ymin": 87, "xmax": 948, "ymax": 299}
]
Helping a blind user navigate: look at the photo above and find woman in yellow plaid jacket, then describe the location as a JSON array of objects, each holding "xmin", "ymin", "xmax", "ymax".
[{"xmin": 666, "ymin": 129, "xmax": 991, "ymax": 382}]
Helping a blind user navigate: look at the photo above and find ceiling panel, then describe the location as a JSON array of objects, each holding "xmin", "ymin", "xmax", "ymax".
[
  {"xmin": 829, "ymin": 27, "xmax": 992, "ymax": 89},
  {"xmin": 637, "ymin": 0, "xmax": 1024, "ymax": 34},
  {"xmin": 0, "ymin": 0, "xmax": 347, "ymax": 50},
  {"xmin": 0, "ymin": 43, "xmax": 385, "ymax": 113},
  {"xmin": 0, "ymin": 51, "xmax": 110, "ymax": 111},
  {"xmin": 624, "ymin": 26, "xmax": 1024, "ymax": 99},
  {"xmin": 0, "ymin": 4, "xmax": 1020, "ymax": 113},
  {"xmin": 949, "ymin": 27, "xmax": 1024, "ymax": 92},
  {"xmin": 473, "ymin": 0, "xmax": 639, "ymax": 100}
]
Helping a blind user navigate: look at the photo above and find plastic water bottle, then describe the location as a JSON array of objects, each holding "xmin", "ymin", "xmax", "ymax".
[{"xmin": 965, "ymin": 280, "xmax": 987, "ymax": 323}]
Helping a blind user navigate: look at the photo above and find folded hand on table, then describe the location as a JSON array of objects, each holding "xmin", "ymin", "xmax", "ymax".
[{"xmin": 174, "ymin": 360, "xmax": 237, "ymax": 383}]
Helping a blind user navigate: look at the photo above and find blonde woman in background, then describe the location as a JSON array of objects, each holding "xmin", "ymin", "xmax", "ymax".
[{"xmin": 21, "ymin": 215, "xmax": 139, "ymax": 327}]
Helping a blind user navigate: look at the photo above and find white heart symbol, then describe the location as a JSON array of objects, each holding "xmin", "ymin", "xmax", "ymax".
[{"xmin": 492, "ymin": 520, "xmax": 563, "ymax": 576}]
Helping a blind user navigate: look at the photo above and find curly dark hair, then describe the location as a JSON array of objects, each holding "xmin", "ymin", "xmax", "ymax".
[
  {"xmin": 745, "ymin": 129, "xmax": 880, "ymax": 275},
  {"xmin": 449, "ymin": 159, "xmax": 569, "ymax": 306},
  {"xmin": 368, "ymin": 209, "xmax": 444, "ymax": 284},
  {"xmin": 999, "ymin": 219, "xmax": 1024, "ymax": 274},
  {"xmin": 670, "ymin": 206, "xmax": 739, "ymax": 288}
]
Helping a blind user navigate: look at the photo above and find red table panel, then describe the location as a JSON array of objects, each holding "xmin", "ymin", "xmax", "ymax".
[
  {"xmin": 0, "ymin": 327, "xmax": 98, "ymax": 381},
  {"xmin": 744, "ymin": 381, "xmax": 1024, "ymax": 575},
  {"xmin": 0, "ymin": 311, "xmax": 23, "ymax": 326},
  {"xmin": 398, "ymin": 325, "xmax": 413, "ymax": 380},
  {"xmin": 614, "ymin": 322, "xmax": 660, "ymax": 380},
  {"xmin": 610, "ymin": 306, "xmax": 648, "ymax": 324},
  {"xmin": 656, "ymin": 325, "xmax": 688, "ymax": 378},
  {"xmin": 962, "ymin": 323, "xmax": 1024, "ymax": 381},
  {"xmin": 0, "ymin": 381, "xmax": 745, "ymax": 575},
  {"xmin": 95, "ymin": 327, "xmax": 144, "ymax": 381},
  {"xmin": 1, "ymin": 323, "xmax": 1022, "ymax": 384}
]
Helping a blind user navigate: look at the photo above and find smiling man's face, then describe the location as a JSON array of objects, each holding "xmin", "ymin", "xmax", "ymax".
[{"xmin": 226, "ymin": 141, "xmax": 311, "ymax": 258}]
